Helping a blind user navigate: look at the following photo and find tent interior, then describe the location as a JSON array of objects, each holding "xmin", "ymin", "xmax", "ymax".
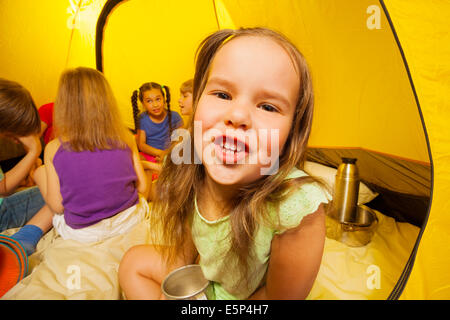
[{"xmin": 2, "ymin": 0, "xmax": 444, "ymax": 299}]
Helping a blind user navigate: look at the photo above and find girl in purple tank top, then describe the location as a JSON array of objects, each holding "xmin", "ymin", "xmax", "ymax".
[{"xmin": 32, "ymin": 67, "xmax": 149, "ymax": 242}]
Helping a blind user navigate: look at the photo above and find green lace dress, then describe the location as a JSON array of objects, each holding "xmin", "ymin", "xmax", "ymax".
[{"xmin": 191, "ymin": 167, "xmax": 329, "ymax": 299}]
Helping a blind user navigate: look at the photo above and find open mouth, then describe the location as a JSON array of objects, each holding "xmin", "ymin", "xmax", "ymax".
[{"xmin": 213, "ymin": 135, "xmax": 249, "ymax": 164}]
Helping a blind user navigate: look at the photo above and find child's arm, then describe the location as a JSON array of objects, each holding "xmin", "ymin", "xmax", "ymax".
[
  {"xmin": 140, "ymin": 160, "xmax": 162, "ymax": 202},
  {"xmin": 249, "ymin": 203, "xmax": 326, "ymax": 300},
  {"xmin": 141, "ymin": 160, "xmax": 162, "ymax": 172},
  {"xmin": 16, "ymin": 157, "xmax": 41, "ymax": 189},
  {"xmin": 0, "ymin": 135, "xmax": 41, "ymax": 196},
  {"xmin": 119, "ymin": 223, "xmax": 198, "ymax": 300},
  {"xmin": 39, "ymin": 121, "xmax": 48, "ymax": 138},
  {"xmin": 137, "ymin": 129, "xmax": 166, "ymax": 158},
  {"xmin": 128, "ymin": 133, "xmax": 148, "ymax": 197},
  {"xmin": 43, "ymin": 139, "xmax": 64, "ymax": 214}
]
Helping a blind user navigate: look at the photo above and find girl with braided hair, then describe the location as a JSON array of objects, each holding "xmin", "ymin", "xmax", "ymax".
[{"xmin": 131, "ymin": 82, "xmax": 183, "ymax": 163}]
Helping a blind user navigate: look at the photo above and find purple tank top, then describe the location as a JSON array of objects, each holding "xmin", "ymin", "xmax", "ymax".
[{"xmin": 53, "ymin": 144, "xmax": 139, "ymax": 229}]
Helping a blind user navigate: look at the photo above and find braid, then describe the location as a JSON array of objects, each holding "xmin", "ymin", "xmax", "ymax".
[
  {"xmin": 162, "ymin": 85, "xmax": 173, "ymax": 137},
  {"xmin": 131, "ymin": 89, "xmax": 140, "ymax": 134}
]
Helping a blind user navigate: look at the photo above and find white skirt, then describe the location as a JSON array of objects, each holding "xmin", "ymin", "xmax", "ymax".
[{"xmin": 52, "ymin": 196, "xmax": 149, "ymax": 243}]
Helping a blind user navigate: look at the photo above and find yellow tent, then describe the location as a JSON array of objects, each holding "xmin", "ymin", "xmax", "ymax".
[{"xmin": 0, "ymin": 0, "xmax": 448, "ymax": 299}]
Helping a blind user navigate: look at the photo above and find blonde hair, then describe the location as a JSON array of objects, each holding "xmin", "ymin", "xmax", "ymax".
[
  {"xmin": 151, "ymin": 28, "xmax": 317, "ymax": 288},
  {"xmin": 180, "ymin": 79, "xmax": 193, "ymax": 94},
  {"xmin": 54, "ymin": 67, "xmax": 131, "ymax": 151}
]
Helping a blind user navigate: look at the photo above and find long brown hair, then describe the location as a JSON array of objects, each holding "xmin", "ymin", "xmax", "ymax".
[
  {"xmin": 0, "ymin": 78, "xmax": 40, "ymax": 136},
  {"xmin": 54, "ymin": 67, "xmax": 131, "ymax": 151},
  {"xmin": 151, "ymin": 27, "xmax": 316, "ymax": 286}
]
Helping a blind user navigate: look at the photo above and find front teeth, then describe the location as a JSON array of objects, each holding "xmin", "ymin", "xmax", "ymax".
[{"xmin": 220, "ymin": 141, "xmax": 243, "ymax": 152}]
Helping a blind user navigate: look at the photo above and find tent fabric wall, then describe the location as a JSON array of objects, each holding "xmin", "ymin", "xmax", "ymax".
[
  {"xmin": 216, "ymin": 0, "xmax": 429, "ymax": 165},
  {"xmin": 99, "ymin": 0, "xmax": 430, "ymax": 168},
  {"xmin": 0, "ymin": 0, "xmax": 106, "ymax": 108},
  {"xmin": 382, "ymin": 0, "xmax": 450, "ymax": 299},
  {"xmin": 101, "ymin": 0, "xmax": 219, "ymax": 129}
]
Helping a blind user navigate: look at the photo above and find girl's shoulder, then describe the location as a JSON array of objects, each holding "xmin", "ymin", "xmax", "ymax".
[
  {"xmin": 139, "ymin": 111, "xmax": 149, "ymax": 120},
  {"xmin": 169, "ymin": 111, "xmax": 183, "ymax": 127},
  {"xmin": 45, "ymin": 138, "xmax": 62, "ymax": 159},
  {"xmin": 270, "ymin": 167, "xmax": 329, "ymax": 234},
  {"xmin": 285, "ymin": 167, "xmax": 309, "ymax": 180},
  {"xmin": 169, "ymin": 110, "xmax": 182, "ymax": 118},
  {"xmin": 169, "ymin": 110, "xmax": 182, "ymax": 120},
  {"xmin": 170, "ymin": 110, "xmax": 181, "ymax": 117},
  {"xmin": 139, "ymin": 112, "xmax": 158, "ymax": 127}
]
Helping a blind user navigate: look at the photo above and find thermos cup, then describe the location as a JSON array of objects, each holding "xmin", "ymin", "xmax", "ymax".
[{"xmin": 332, "ymin": 157, "xmax": 360, "ymax": 224}]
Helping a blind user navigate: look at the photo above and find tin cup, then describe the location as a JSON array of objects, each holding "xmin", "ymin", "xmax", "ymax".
[
  {"xmin": 326, "ymin": 205, "xmax": 378, "ymax": 247},
  {"xmin": 161, "ymin": 264, "xmax": 210, "ymax": 300}
]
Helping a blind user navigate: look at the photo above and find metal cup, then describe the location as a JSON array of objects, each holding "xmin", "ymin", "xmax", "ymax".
[
  {"xmin": 161, "ymin": 264, "xmax": 210, "ymax": 300},
  {"xmin": 339, "ymin": 205, "xmax": 378, "ymax": 247},
  {"xmin": 326, "ymin": 205, "xmax": 378, "ymax": 247}
]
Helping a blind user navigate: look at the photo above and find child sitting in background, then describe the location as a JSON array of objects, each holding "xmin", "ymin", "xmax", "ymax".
[
  {"xmin": 141, "ymin": 78, "xmax": 193, "ymax": 198},
  {"xmin": 32, "ymin": 67, "xmax": 149, "ymax": 243},
  {"xmin": 119, "ymin": 27, "xmax": 328, "ymax": 300},
  {"xmin": 131, "ymin": 83, "xmax": 183, "ymax": 163},
  {"xmin": 0, "ymin": 78, "xmax": 53, "ymax": 256},
  {"xmin": 178, "ymin": 79, "xmax": 193, "ymax": 122}
]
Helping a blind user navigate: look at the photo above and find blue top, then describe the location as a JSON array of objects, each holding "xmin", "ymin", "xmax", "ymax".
[{"xmin": 139, "ymin": 111, "xmax": 183, "ymax": 150}]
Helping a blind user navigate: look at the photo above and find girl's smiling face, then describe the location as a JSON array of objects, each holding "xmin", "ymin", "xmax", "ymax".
[
  {"xmin": 194, "ymin": 35, "xmax": 300, "ymax": 187},
  {"xmin": 142, "ymin": 88, "xmax": 166, "ymax": 117}
]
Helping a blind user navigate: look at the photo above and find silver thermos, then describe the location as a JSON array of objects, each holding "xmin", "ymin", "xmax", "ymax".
[{"xmin": 332, "ymin": 157, "xmax": 360, "ymax": 224}]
